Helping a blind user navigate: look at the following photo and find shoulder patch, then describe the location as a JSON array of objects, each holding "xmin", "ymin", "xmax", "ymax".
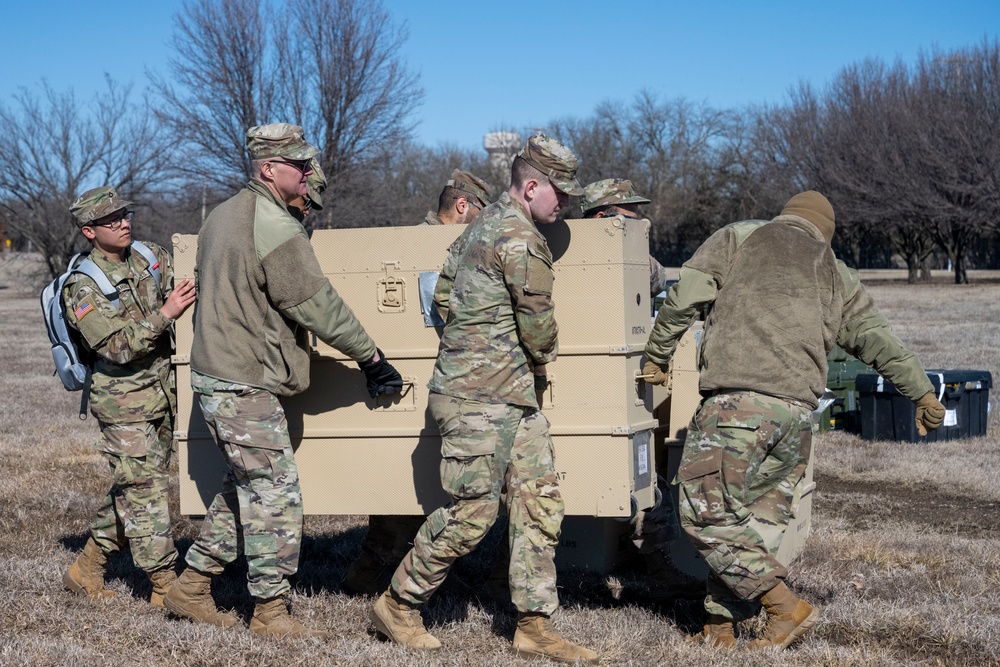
[{"xmin": 74, "ymin": 300, "xmax": 95, "ymax": 321}]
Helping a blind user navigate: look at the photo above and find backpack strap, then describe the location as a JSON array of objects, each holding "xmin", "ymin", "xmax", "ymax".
[
  {"xmin": 131, "ymin": 241, "xmax": 161, "ymax": 289},
  {"xmin": 71, "ymin": 257, "xmax": 120, "ymax": 309}
]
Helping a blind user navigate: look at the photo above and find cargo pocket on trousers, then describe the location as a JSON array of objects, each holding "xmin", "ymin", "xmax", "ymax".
[{"xmin": 439, "ymin": 405, "xmax": 499, "ymax": 500}]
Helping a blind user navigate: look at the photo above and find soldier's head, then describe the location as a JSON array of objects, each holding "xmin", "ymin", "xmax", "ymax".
[
  {"xmin": 437, "ymin": 169, "xmax": 493, "ymax": 225},
  {"xmin": 781, "ymin": 190, "xmax": 835, "ymax": 245},
  {"xmin": 288, "ymin": 158, "xmax": 327, "ymax": 221},
  {"xmin": 509, "ymin": 134, "xmax": 582, "ymax": 224},
  {"xmin": 70, "ymin": 186, "xmax": 134, "ymax": 255},
  {"xmin": 581, "ymin": 179, "xmax": 650, "ymax": 220},
  {"xmin": 246, "ymin": 123, "xmax": 319, "ymax": 206}
]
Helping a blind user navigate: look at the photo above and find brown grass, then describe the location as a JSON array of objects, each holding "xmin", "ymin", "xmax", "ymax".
[{"xmin": 2, "ymin": 254, "xmax": 999, "ymax": 666}]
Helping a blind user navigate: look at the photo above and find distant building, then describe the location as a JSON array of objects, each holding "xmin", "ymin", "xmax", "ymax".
[{"xmin": 483, "ymin": 131, "xmax": 522, "ymax": 187}]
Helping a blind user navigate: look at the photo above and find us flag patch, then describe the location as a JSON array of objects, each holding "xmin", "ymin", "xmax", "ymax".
[{"xmin": 75, "ymin": 300, "xmax": 95, "ymax": 320}]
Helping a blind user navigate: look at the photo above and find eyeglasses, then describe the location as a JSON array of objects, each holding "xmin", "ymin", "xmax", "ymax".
[
  {"xmin": 269, "ymin": 159, "xmax": 311, "ymax": 174},
  {"xmin": 89, "ymin": 210, "xmax": 134, "ymax": 231}
]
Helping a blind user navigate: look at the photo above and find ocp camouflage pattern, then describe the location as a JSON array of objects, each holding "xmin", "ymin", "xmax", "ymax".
[
  {"xmin": 675, "ymin": 391, "xmax": 812, "ymax": 621},
  {"xmin": 185, "ymin": 372, "xmax": 304, "ymax": 600},
  {"xmin": 428, "ymin": 192, "xmax": 558, "ymax": 408},
  {"xmin": 64, "ymin": 242, "xmax": 176, "ymax": 422},
  {"xmin": 391, "ymin": 394, "xmax": 564, "ymax": 614}
]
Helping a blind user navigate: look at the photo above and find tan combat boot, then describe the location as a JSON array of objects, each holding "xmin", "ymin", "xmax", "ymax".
[
  {"xmin": 370, "ymin": 590, "xmax": 441, "ymax": 650},
  {"xmin": 162, "ymin": 567, "xmax": 241, "ymax": 628},
  {"xmin": 250, "ymin": 596, "xmax": 329, "ymax": 639},
  {"xmin": 148, "ymin": 568, "xmax": 177, "ymax": 608},
  {"xmin": 747, "ymin": 582, "xmax": 820, "ymax": 650},
  {"xmin": 512, "ymin": 613, "xmax": 599, "ymax": 664},
  {"xmin": 63, "ymin": 537, "xmax": 116, "ymax": 600},
  {"xmin": 686, "ymin": 614, "xmax": 737, "ymax": 649}
]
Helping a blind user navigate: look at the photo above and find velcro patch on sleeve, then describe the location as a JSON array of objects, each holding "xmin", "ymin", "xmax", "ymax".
[{"xmin": 74, "ymin": 300, "xmax": 95, "ymax": 321}]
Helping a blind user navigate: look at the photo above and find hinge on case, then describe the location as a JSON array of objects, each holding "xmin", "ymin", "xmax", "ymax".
[{"xmin": 612, "ymin": 425, "xmax": 634, "ymax": 436}]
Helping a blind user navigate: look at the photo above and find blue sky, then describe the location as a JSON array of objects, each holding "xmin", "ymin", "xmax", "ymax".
[{"xmin": 2, "ymin": 1, "xmax": 997, "ymax": 151}]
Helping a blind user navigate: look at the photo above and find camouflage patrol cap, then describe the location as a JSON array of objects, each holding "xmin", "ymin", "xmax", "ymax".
[
  {"xmin": 245, "ymin": 123, "xmax": 319, "ymax": 161},
  {"xmin": 305, "ymin": 158, "xmax": 327, "ymax": 210},
  {"xmin": 517, "ymin": 134, "xmax": 583, "ymax": 196},
  {"xmin": 580, "ymin": 178, "xmax": 651, "ymax": 215},
  {"xmin": 69, "ymin": 186, "xmax": 132, "ymax": 226},
  {"xmin": 446, "ymin": 169, "xmax": 494, "ymax": 208}
]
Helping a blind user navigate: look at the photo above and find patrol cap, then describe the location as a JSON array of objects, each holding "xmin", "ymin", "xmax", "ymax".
[
  {"xmin": 305, "ymin": 158, "xmax": 327, "ymax": 210},
  {"xmin": 246, "ymin": 123, "xmax": 319, "ymax": 161},
  {"xmin": 580, "ymin": 178, "xmax": 651, "ymax": 215},
  {"xmin": 69, "ymin": 186, "xmax": 132, "ymax": 226},
  {"xmin": 446, "ymin": 169, "xmax": 494, "ymax": 208},
  {"xmin": 517, "ymin": 134, "xmax": 583, "ymax": 196}
]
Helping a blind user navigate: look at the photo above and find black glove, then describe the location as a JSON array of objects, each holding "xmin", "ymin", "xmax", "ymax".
[{"xmin": 359, "ymin": 348, "xmax": 404, "ymax": 398}]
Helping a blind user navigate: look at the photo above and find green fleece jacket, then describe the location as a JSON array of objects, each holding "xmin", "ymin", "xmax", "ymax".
[
  {"xmin": 191, "ymin": 180, "xmax": 376, "ymax": 396},
  {"xmin": 645, "ymin": 215, "xmax": 933, "ymax": 408}
]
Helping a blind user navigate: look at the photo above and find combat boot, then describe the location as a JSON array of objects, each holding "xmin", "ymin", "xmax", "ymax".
[
  {"xmin": 686, "ymin": 614, "xmax": 737, "ymax": 649},
  {"xmin": 163, "ymin": 567, "xmax": 240, "ymax": 628},
  {"xmin": 250, "ymin": 596, "xmax": 328, "ymax": 639},
  {"xmin": 148, "ymin": 567, "xmax": 177, "ymax": 608},
  {"xmin": 512, "ymin": 612, "xmax": 599, "ymax": 664},
  {"xmin": 370, "ymin": 590, "xmax": 441, "ymax": 650},
  {"xmin": 63, "ymin": 537, "xmax": 116, "ymax": 600},
  {"xmin": 747, "ymin": 582, "xmax": 820, "ymax": 650}
]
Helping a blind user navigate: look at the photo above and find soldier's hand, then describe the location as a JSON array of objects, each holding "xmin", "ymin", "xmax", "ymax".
[
  {"xmin": 161, "ymin": 278, "xmax": 196, "ymax": 320},
  {"xmin": 642, "ymin": 358, "xmax": 671, "ymax": 391},
  {"xmin": 915, "ymin": 391, "xmax": 945, "ymax": 436},
  {"xmin": 359, "ymin": 348, "xmax": 404, "ymax": 398},
  {"xmin": 533, "ymin": 364, "xmax": 548, "ymax": 392}
]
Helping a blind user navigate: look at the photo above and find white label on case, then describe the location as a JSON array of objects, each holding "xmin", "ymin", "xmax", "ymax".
[
  {"xmin": 637, "ymin": 443, "xmax": 649, "ymax": 476},
  {"xmin": 944, "ymin": 409, "xmax": 958, "ymax": 427}
]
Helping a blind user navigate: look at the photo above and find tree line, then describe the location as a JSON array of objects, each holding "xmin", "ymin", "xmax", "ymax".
[{"xmin": 1, "ymin": 0, "xmax": 997, "ymax": 285}]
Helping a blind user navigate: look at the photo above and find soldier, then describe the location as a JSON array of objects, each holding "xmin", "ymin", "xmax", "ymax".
[
  {"xmin": 344, "ymin": 168, "xmax": 494, "ymax": 596},
  {"xmin": 417, "ymin": 169, "xmax": 494, "ymax": 226},
  {"xmin": 581, "ymin": 178, "xmax": 670, "ymax": 295},
  {"xmin": 164, "ymin": 123, "xmax": 403, "ymax": 638},
  {"xmin": 370, "ymin": 135, "xmax": 598, "ymax": 664},
  {"xmin": 580, "ymin": 177, "xmax": 702, "ymax": 602},
  {"xmin": 62, "ymin": 186, "xmax": 196, "ymax": 606},
  {"xmin": 642, "ymin": 191, "xmax": 945, "ymax": 649},
  {"xmin": 288, "ymin": 157, "xmax": 326, "ymax": 222}
]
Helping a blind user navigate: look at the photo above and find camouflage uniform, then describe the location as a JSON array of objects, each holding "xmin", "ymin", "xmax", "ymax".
[
  {"xmin": 185, "ymin": 124, "xmax": 380, "ymax": 600},
  {"xmin": 645, "ymin": 197, "xmax": 935, "ymax": 621},
  {"xmin": 391, "ymin": 138, "xmax": 580, "ymax": 615},
  {"xmin": 416, "ymin": 170, "xmax": 494, "ymax": 227},
  {"xmin": 64, "ymin": 188, "xmax": 178, "ymax": 574}
]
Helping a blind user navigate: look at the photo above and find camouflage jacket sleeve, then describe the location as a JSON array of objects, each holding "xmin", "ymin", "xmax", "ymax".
[
  {"xmin": 644, "ymin": 265, "xmax": 716, "ymax": 365},
  {"xmin": 835, "ymin": 261, "xmax": 934, "ymax": 401},
  {"xmin": 433, "ymin": 234, "xmax": 465, "ymax": 323},
  {"xmin": 501, "ymin": 235, "xmax": 558, "ymax": 366},
  {"xmin": 63, "ymin": 245, "xmax": 174, "ymax": 365},
  {"xmin": 649, "ymin": 255, "xmax": 670, "ymax": 296}
]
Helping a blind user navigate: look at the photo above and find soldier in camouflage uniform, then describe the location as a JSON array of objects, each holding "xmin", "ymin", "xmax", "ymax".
[
  {"xmin": 643, "ymin": 191, "xmax": 946, "ymax": 649},
  {"xmin": 62, "ymin": 186, "xmax": 196, "ymax": 606},
  {"xmin": 163, "ymin": 124, "xmax": 402, "ymax": 639},
  {"xmin": 345, "ymin": 168, "xmax": 494, "ymax": 596},
  {"xmin": 417, "ymin": 169, "xmax": 494, "ymax": 226},
  {"xmin": 581, "ymin": 178, "xmax": 670, "ymax": 296},
  {"xmin": 579, "ymin": 178, "xmax": 701, "ymax": 601},
  {"xmin": 288, "ymin": 157, "xmax": 326, "ymax": 222},
  {"xmin": 370, "ymin": 135, "xmax": 598, "ymax": 664}
]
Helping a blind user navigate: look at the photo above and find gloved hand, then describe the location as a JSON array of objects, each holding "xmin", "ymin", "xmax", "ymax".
[
  {"xmin": 359, "ymin": 348, "xmax": 404, "ymax": 398},
  {"xmin": 642, "ymin": 358, "xmax": 671, "ymax": 391},
  {"xmin": 915, "ymin": 391, "xmax": 945, "ymax": 436},
  {"xmin": 533, "ymin": 364, "xmax": 549, "ymax": 393}
]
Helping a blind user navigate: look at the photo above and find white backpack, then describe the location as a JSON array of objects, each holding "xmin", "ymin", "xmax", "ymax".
[{"xmin": 40, "ymin": 241, "xmax": 159, "ymax": 418}]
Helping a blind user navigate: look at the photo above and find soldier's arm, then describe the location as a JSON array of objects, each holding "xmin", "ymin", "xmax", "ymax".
[
  {"xmin": 259, "ymin": 223, "xmax": 376, "ymax": 363},
  {"xmin": 836, "ymin": 262, "xmax": 933, "ymax": 400},
  {"xmin": 644, "ymin": 266, "xmax": 716, "ymax": 365},
  {"xmin": 503, "ymin": 239, "xmax": 558, "ymax": 365},
  {"xmin": 649, "ymin": 255, "xmax": 670, "ymax": 297},
  {"xmin": 433, "ymin": 243, "xmax": 461, "ymax": 322},
  {"xmin": 64, "ymin": 280, "xmax": 172, "ymax": 364}
]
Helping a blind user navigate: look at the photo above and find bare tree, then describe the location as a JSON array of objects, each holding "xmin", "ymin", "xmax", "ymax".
[{"xmin": 0, "ymin": 79, "xmax": 173, "ymax": 280}]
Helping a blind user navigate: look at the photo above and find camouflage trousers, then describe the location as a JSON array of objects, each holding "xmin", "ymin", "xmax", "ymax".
[
  {"xmin": 392, "ymin": 392, "xmax": 565, "ymax": 615},
  {"xmin": 676, "ymin": 391, "xmax": 812, "ymax": 621},
  {"xmin": 90, "ymin": 416, "xmax": 176, "ymax": 573},
  {"xmin": 184, "ymin": 385, "xmax": 303, "ymax": 600}
]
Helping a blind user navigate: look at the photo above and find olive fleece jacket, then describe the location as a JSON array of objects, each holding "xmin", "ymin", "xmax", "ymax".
[
  {"xmin": 191, "ymin": 180, "xmax": 376, "ymax": 396},
  {"xmin": 645, "ymin": 215, "xmax": 933, "ymax": 408}
]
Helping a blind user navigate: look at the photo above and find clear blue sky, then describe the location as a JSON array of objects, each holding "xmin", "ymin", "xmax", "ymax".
[{"xmin": 2, "ymin": 1, "xmax": 997, "ymax": 151}]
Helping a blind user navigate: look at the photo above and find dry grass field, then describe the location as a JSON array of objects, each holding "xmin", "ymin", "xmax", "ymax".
[{"xmin": 1, "ymin": 253, "xmax": 999, "ymax": 666}]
